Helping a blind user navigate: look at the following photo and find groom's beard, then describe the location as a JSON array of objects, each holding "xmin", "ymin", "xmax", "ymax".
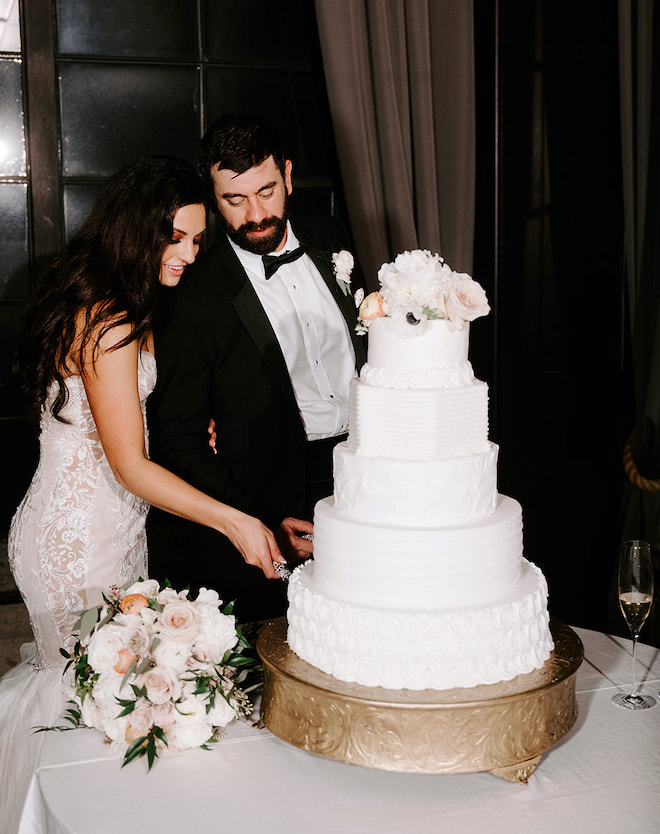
[{"xmin": 221, "ymin": 197, "xmax": 290, "ymax": 256}]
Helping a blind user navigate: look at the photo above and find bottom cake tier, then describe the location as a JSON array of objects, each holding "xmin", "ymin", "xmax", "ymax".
[{"xmin": 287, "ymin": 559, "xmax": 554, "ymax": 691}]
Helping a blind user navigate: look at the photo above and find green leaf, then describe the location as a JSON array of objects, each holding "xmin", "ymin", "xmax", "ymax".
[
  {"xmin": 122, "ymin": 737, "xmax": 148, "ymax": 767},
  {"xmin": 120, "ymin": 657, "xmax": 139, "ymax": 691},
  {"xmin": 78, "ymin": 607, "xmax": 101, "ymax": 643},
  {"xmin": 151, "ymin": 725, "xmax": 168, "ymax": 746},
  {"xmin": 96, "ymin": 608, "xmax": 115, "ymax": 630}
]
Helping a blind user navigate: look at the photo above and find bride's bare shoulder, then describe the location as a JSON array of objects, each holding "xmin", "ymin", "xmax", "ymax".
[{"xmin": 66, "ymin": 306, "xmax": 136, "ymax": 374}]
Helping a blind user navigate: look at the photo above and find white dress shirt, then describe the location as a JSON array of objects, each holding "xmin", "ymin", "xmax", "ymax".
[{"xmin": 228, "ymin": 224, "xmax": 356, "ymax": 440}]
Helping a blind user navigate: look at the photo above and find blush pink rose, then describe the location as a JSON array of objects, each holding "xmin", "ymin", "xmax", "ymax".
[
  {"xmin": 126, "ymin": 703, "xmax": 155, "ymax": 739},
  {"xmin": 151, "ymin": 701, "xmax": 177, "ymax": 727},
  {"xmin": 143, "ymin": 667, "xmax": 183, "ymax": 705},
  {"xmin": 444, "ymin": 277, "xmax": 490, "ymax": 323},
  {"xmin": 157, "ymin": 601, "xmax": 200, "ymax": 643}
]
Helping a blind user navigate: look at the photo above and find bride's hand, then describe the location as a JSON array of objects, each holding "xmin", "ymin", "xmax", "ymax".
[{"xmin": 223, "ymin": 509, "xmax": 283, "ymax": 579}]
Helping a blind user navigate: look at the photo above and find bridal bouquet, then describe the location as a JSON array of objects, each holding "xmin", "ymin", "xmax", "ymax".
[
  {"xmin": 56, "ymin": 579, "xmax": 261, "ymax": 769},
  {"xmin": 355, "ymin": 249, "xmax": 489, "ymax": 335}
]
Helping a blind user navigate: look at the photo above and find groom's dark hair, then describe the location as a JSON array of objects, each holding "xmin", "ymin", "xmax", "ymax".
[{"xmin": 198, "ymin": 114, "xmax": 288, "ymax": 185}]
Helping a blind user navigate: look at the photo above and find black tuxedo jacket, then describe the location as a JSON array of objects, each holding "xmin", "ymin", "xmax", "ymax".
[{"xmin": 146, "ymin": 215, "xmax": 366, "ymax": 617}]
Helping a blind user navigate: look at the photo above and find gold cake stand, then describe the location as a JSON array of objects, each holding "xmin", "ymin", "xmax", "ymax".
[{"xmin": 257, "ymin": 617, "xmax": 583, "ymax": 783}]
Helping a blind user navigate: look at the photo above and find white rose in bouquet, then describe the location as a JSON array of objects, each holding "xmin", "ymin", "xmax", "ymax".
[
  {"xmin": 194, "ymin": 608, "xmax": 238, "ymax": 663},
  {"xmin": 86, "ymin": 623, "xmax": 131, "ymax": 675},
  {"xmin": 207, "ymin": 694, "xmax": 238, "ymax": 728},
  {"xmin": 123, "ymin": 579, "xmax": 159, "ymax": 599}
]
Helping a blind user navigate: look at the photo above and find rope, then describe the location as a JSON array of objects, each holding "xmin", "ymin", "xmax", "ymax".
[{"xmin": 623, "ymin": 427, "xmax": 660, "ymax": 492}]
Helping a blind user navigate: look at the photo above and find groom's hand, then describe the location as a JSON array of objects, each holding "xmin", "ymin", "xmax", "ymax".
[{"xmin": 276, "ymin": 517, "xmax": 314, "ymax": 563}]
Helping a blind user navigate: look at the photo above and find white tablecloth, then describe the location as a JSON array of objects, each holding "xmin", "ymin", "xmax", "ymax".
[{"xmin": 18, "ymin": 628, "xmax": 660, "ymax": 834}]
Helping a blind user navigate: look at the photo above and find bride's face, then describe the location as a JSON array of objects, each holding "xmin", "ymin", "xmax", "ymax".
[{"xmin": 159, "ymin": 203, "xmax": 206, "ymax": 287}]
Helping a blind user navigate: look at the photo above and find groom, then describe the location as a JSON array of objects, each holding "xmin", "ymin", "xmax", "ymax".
[{"xmin": 147, "ymin": 114, "xmax": 366, "ymax": 622}]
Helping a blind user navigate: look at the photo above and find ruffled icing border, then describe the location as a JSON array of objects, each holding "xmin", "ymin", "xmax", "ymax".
[{"xmin": 287, "ymin": 560, "xmax": 554, "ymax": 691}]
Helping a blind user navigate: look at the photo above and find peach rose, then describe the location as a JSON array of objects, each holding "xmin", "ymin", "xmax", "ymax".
[
  {"xmin": 359, "ymin": 291, "xmax": 386, "ymax": 322},
  {"xmin": 113, "ymin": 648, "xmax": 137, "ymax": 674},
  {"xmin": 120, "ymin": 593, "xmax": 149, "ymax": 615}
]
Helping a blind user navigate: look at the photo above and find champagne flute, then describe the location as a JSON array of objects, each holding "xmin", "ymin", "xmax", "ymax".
[{"xmin": 612, "ymin": 539, "xmax": 656, "ymax": 710}]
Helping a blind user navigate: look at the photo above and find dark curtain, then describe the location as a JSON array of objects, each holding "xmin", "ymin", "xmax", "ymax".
[
  {"xmin": 313, "ymin": 0, "xmax": 475, "ymax": 285},
  {"xmin": 618, "ymin": 0, "xmax": 660, "ymax": 643}
]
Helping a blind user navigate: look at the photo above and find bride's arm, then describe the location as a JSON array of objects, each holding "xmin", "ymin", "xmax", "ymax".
[{"xmin": 80, "ymin": 324, "xmax": 281, "ymax": 579}]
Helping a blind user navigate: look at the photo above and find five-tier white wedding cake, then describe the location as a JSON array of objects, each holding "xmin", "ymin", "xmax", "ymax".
[{"xmin": 287, "ymin": 250, "xmax": 553, "ymax": 691}]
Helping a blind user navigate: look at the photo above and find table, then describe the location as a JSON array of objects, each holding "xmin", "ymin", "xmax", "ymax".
[{"xmin": 18, "ymin": 628, "xmax": 660, "ymax": 834}]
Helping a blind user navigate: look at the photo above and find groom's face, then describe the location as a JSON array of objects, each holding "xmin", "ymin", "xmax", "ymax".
[{"xmin": 211, "ymin": 155, "xmax": 293, "ymax": 255}]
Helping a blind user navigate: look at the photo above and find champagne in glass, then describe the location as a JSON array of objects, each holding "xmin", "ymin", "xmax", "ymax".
[{"xmin": 612, "ymin": 540, "xmax": 656, "ymax": 710}]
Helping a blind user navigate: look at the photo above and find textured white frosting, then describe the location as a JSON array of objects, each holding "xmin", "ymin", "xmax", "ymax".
[
  {"xmin": 287, "ymin": 560, "xmax": 553, "ymax": 691},
  {"xmin": 310, "ymin": 495, "xmax": 522, "ymax": 610},
  {"xmin": 333, "ymin": 441, "xmax": 499, "ymax": 525},
  {"xmin": 348, "ymin": 378, "xmax": 489, "ymax": 459},
  {"xmin": 362, "ymin": 317, "xmax": 474, "ymax": 389}
]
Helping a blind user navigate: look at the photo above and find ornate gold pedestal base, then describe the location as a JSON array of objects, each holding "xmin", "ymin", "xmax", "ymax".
[{"xmin": 258, "ymin": 618, "xmax": 583, "ymax": 781}]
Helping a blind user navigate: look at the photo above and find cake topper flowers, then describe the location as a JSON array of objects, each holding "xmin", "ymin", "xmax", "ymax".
[
  {"xmin": 355, "ymin": 249, "xmax": 489, "ymax": 335},
  {"xmin": 332, "ymin": 250, "xmax": 354, "ymax": 296}
]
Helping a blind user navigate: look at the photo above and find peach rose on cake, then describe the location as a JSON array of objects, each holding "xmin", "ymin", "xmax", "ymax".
[{"xmin": 358, "ymin": 291, "xmax": 386, "ymax": 324}]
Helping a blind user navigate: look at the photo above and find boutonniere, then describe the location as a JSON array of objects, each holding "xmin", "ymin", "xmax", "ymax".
[{"xmin": 332, "ymin": 250, "xmax": 354, "ymax": 296}]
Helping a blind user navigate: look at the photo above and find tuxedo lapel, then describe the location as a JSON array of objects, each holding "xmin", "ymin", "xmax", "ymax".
[{"xmin": 218, "ymin": 241, "xmax": 297, "ymax": 400}]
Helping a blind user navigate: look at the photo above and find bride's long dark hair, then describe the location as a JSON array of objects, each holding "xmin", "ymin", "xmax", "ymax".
[{"xmin": 16, "ymin": 155, "xmax": 205, "ymax": 423}]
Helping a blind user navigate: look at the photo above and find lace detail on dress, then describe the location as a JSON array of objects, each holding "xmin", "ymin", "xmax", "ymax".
[{"xmin": 8, "ymin": 352, "xmax": 157, "ymax": 669}]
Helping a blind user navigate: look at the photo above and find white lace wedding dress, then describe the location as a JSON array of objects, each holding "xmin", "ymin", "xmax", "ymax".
[{"xmin": 0, "ymin": 352, "xmax": 156, "ymax": 834}]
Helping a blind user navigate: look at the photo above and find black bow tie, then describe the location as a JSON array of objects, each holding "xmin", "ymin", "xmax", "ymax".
[{"xmin": 262, "ymin": 246, "xmax": 306, "ymax": 279}]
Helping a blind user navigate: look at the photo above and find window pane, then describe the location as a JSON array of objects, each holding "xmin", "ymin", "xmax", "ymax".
[
  {"xmin": 63, "ymin": 182, "xmax": 105, "ymax": 239},
  {"xmin": 56, "ymin": 0, "xmax": 199, "ymax": 59},
  {"xmin": 206, "ymin": 67, "xmax": 332, "ymax": 178},
  {"xmin": 204, "ymin": 0, "xmax": 314, "ymax": 64},
  {"xmin": 59, "ymin": 64, "xmax": 200, "ymax": 176},
  {"xmin": 0, "ymin": 58, "xmax": 26, "ymax": 176},
  {"xmin": 0, "ymin": 183, "xmax": 29, "ymax": 300},
  {"xmin": 0, "ymin": 0, "xmax": 21, "ymax": 52}
]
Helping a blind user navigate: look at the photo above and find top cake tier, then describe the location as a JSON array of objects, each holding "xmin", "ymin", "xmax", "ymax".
[{"xmin": 360, "ymin": 318, "xmax": 475, "ymax": 389}]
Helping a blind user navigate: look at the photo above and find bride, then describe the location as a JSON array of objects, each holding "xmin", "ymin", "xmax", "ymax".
[{"xmin": 0, "ymin": 156, "xmax": 288, "ymax": 833}]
